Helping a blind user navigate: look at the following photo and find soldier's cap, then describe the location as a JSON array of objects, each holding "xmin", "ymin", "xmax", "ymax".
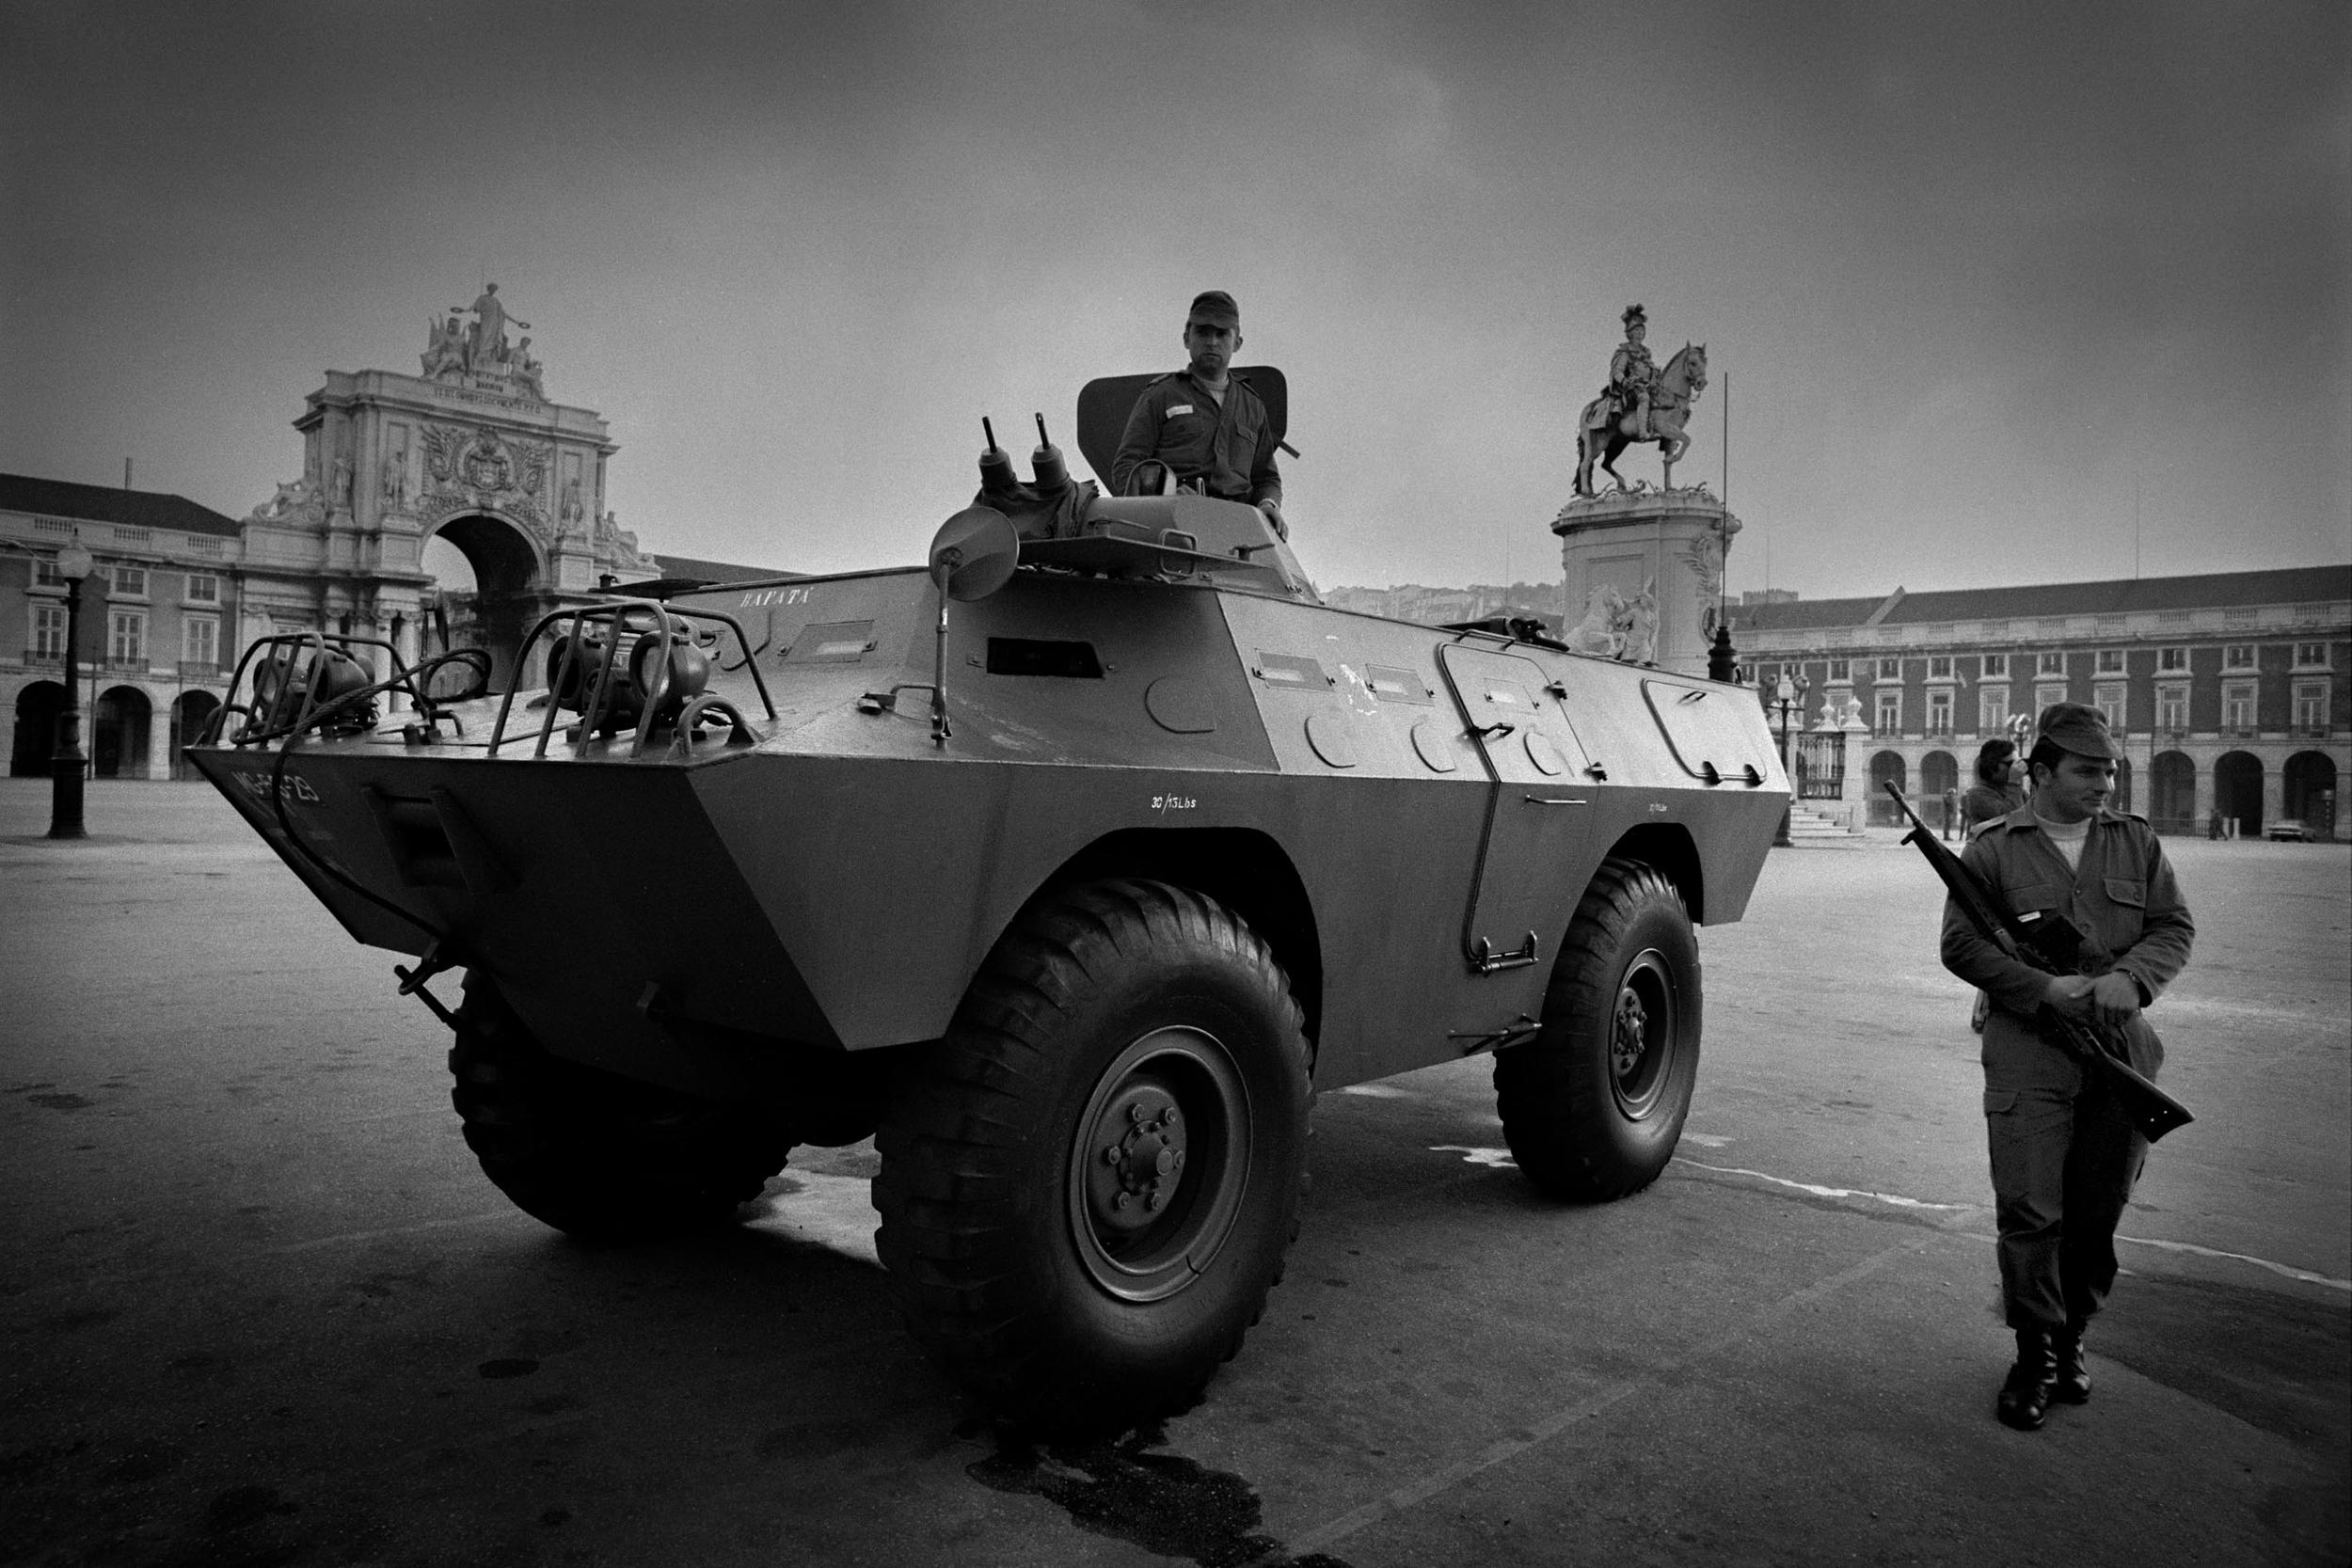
[
  {"xmin": 1622, "ymin": 303, "xmax": 1647, "ymax": 326},
  {"xmin": 1186, "ymin": 291, "xmax": 1240, "ymax": 328},
  {"xmin": 2036, "ymin": 702, "xmax": 2123, "ymax": 762}
]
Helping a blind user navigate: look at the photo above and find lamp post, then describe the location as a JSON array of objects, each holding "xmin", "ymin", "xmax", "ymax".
[
  {"xmin": 47, "ymin": 540, "xmax": 96, "ymax": 840},
  {"xmin": 1770, "ymin": 669, "xmax": 1811, "ymax": 847}
]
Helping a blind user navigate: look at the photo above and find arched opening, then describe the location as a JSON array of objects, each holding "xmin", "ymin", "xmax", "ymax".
[
  {"xmin": 2151, "ymin": 751, "xmax": 2195, "ymax": 835},
  {"xmin": 1868, "ymin": 750, "xmax": 1907, "ymax": 825},
  {"xmin": 171, "ymin": 690, "xmax": 222, "ymax": 778},
  {"xmin": 2284, "ymin": 751, "xmax": 2338, "ymax": 841},
  {"xmin": 1921, "ymin": 750, "xmax": 1959, "ymax": 826},
  {"xmin": 422, "ymin": 513, "xmax": 544, "ymax": 690},
  {"xmin": 2111, "ymin": 756, "xmax": 2133, "ymax": 816},
  {"xmin": 93, "ymin": 686, "xmax": 152, "ymax": 779},
  {"xmin": 10, "ymin": 681, "xmax": 67, "ymax": 777},
  {"xmin": 2214, "ymin": 751, "xmax": 2263, "ymax": 836}
]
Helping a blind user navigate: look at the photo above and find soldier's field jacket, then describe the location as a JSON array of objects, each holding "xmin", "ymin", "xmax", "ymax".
[{"xmin": 1939, "ymin": 806, "xmax": 2195, "ymax": 1089}]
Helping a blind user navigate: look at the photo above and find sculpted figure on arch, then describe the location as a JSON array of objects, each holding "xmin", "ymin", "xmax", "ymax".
[{"xmin": 453, "ymin": 282, "xmax": 529, "ymax": 372}]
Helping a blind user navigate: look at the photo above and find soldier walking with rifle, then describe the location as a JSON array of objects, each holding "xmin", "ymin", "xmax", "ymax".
[{"xmin": 1897, "ymin": 704, "xmax": 2195, "ymax": 1432}]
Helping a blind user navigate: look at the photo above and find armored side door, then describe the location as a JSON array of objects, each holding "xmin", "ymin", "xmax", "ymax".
[{"xmin": 1434, "ymin": 643, "xmax": 1596, "ymax": 974}]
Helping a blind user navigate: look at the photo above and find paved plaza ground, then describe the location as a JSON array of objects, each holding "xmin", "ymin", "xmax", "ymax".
[{"xmin": 2, "ymin": 780, "xmax": 2345, "ymax": 1566}]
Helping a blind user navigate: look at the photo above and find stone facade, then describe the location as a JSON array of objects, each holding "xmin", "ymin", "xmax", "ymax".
[
  {"xmin": 3, "ymin": 298, "xmax": 674, "ymax": 777},
  {"xmin": 1736, "ymin": 567, "xmax": 2352, "ymax": 840},
  {"xmin": 1, "ymin": 476, "xmax": 246, "ymax": 780}
]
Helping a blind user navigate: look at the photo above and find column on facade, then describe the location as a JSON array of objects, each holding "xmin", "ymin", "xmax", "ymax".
[
  {"xmin": 144, "ymin": 683, "xmax": 173, "ymax": 780},
  {"xmin": 2191, "ymin": 748, "xmax": 2215, "ymax": 832}
]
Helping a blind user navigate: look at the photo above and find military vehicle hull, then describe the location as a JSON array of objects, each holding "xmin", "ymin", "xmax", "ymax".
[{"xmin": 191, "ymin": 487, "xmax": 1787, "ymax": 1432}]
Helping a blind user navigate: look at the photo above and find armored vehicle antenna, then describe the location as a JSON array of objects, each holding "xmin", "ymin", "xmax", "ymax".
[
  {"xmin": 1031, "ymin": 412, "xmax": 1067, "ymax": 493},
  {"xmin": 977, "ymin": 417, "xmax": 1015, "ymax": 492}
]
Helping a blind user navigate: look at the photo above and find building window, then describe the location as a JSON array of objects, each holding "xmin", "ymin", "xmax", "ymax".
[
  {"xmin": 2293, "ymin": 680, "xmax": 2328, "ymax": 732},
  {"xmin": 183, "ymin": 616, "xmax": 219, "ymax": 668},
  {"xmin": 2156, "ymin": 684, "xmax": 2188, "ymax": 733},
  {"xmin": 34, "ymin": 558, "xmax": 66, "ymax": 588},
  {"xmin": 1928, "ymin": 655, "xmax": 1953, "ymax": 679},
  {"xmin": 2224, "ymin": 643, "xmax": 2255, "ymax": 670},
  {"xmin": 109, "ymin": 610, "xmax": 146, "ymax": 664},
  {"xmin": 2038, "ymin": 650, "xmax": 2066, "ymax": 676},
  {"xmin": 1981, "ymin": 654, "xmax": 2008, "ymax": 678},
  {"xmin": 2094, "ymin": 685, "xmax": 2126, "ymax": 734},
  {"xmin": 2157, "ymin": 646, "xmax": 2188, "ymax": 673},
  {"xmin": 1827, "ymin": 658, "xmax": 1850, "ymax": 683},
  {"xmin": 1927, "ymin": 689, "xmax": 1952, "ymax": 735},
  {"xmin": 33, "ymin": 603, "xmax": 68, "ymax": 657},
  {"xmin": 1875, "ymin": 689, "xmax": 1901, "ymax": 734},
  {"xmin": 1980, "ymin": 688, "xmax": 2010, "ymax": 734},
  {"xmin": 1876, "ymin": 657, "xmax": 1900, "ymax": 681},
  {"xmin": 185, "ymin": 573, "xmax": 220, "ymax": 604},
  {"xmin": 2035, "ymin": 684, "xmax": 2067, "ymax": 716},
  {"xmin": 2095, "ymin": 648, "xmax": 2124, "ymax": 674},
  {"xmin": 2222, "ymin": 681, "xmax": 2257, "ymax": 733},
  {"xmin": 2295, "ymin": 641, "xmax": 2329, "ymax": 670},
  {"xmin": 110, "ymin": 564, "xmax": 148, "ymax": 597}
]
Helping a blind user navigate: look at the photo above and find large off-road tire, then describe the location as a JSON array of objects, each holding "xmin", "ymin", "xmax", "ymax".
[
  {"xmin": 448, "ymin": 975, "xmax": 795, "ymax": 1244},
  {"xmin": 874, "ymin": 879, "xmax": 1312, "ymax": 1434},
  {"xmin": 1495, "ymin": 857, "xmax": 1700, "ymax": 1200}
]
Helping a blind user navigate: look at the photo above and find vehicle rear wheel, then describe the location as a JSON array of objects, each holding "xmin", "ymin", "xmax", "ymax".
[
  {"xmin": 1495, "ymin": 857, "xmax": 1700, "ymax": 1200},
  {"xmin": 874, "ymin": 879, "xmax": 1311, "ymax": 1434},
  {"xmin": 448, "ymin": 975, "xmax": 795, "ymax": 1244}
]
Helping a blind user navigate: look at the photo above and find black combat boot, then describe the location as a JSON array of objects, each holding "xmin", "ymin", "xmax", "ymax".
[
  {"xmin": 2051, "ymin": 1323, "xmax": 2091, "ymax": 1404},
  {"xmin": 1996, "ymin": 1329, "xmax": 2058, "ymax": 1431}
]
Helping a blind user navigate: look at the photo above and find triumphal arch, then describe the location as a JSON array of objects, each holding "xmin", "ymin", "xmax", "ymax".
[{"xmin": 236, "ymin": 285, "xmax": 656, "ymax": 687}]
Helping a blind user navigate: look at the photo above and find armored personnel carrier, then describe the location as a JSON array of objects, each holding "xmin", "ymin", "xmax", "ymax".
[{"xmin": 189, "ymin": 372, "xmax": 1788, "ymax": 1433}]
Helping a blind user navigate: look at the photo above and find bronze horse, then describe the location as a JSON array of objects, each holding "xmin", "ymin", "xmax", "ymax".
[{"xmin": 1575, "ymin": 342, "xmax": 1708, "ymax": 497}]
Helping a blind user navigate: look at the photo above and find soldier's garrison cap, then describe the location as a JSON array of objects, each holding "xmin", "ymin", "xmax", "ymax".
[
  {"xmin": 1187, "ymin": 290, "xmax": 1240, "ymax": 328},
  {"xmin": 2036, "ymin": 702, "xmax": 2122, "ymax": 761}
]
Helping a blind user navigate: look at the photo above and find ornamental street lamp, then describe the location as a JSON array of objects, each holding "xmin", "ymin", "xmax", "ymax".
[
  {"xmin": 47, "ymin": 539, "xmax": 95, "ymax": 840},
  {"xmin": 1769, "ymin": 669, "xmax": 1811, "ymax": 847}
]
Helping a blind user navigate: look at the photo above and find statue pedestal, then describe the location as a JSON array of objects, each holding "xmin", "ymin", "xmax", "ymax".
[{"xmin": 1550, "ymin": 487, "xmax": 1741, "ymax": 678}]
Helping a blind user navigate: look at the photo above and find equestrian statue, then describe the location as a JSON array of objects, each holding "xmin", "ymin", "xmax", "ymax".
[{"xmin": 1574, "ymin": 304, "xmax": 1708, "ymax": 498}]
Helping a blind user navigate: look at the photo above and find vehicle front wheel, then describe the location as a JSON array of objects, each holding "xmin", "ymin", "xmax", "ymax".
[
  {"xmin": 1495, "ymin": 857, "xmax": 1700, "ymax": 1200},
  {"xmin": 447, "ymin": 975, "xmax": 796, "ymax": 1244},
  {"xmin": 874, "ymin": 879, "xmax": 1312, "ymax": 1434}
]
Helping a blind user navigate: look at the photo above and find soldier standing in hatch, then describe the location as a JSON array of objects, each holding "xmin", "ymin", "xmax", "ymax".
[
  {"xmin": 1112, "ymin": 290, "xmax": 1286, "ymax": 539},
  {"xmin": 1940, "ymin": 704, "xmax": 2194, "ymax": 1432}
]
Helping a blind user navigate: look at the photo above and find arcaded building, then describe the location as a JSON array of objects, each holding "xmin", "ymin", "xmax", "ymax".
[{"xmin": 1735, "ymin": 565, "xmax": 2351, "ymax": 839}]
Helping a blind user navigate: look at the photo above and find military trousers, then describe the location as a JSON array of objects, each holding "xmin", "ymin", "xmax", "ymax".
[{"xmin": 1984, "ymin": 1074, "xmax": 2149, "ymax": 1332}]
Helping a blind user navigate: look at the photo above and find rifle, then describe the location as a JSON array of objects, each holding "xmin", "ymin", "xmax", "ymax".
[{"xmin": 1883, "ymin": 783, "xmax": 2193, "ymax": 1144}]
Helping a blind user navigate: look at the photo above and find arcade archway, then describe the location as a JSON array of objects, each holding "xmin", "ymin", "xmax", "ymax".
[
  {"xmin": 2214, "ymin": 751, "xmax": 2263, "ymax": 835},
  {"xmin": 94, "ymin": 686, "xmax": 151, "ymax": 779},
  {"xmin": 171, "ymin": 690, "xmax": 222, "ymax": 778},
  {"xmin": 1921, "ymin": 750, "xmax": 1959, "ymax": 826},
  {"xmin": 2151, "ymin": 751, "xmax": 2194, "ymax": 834},
  {"xmin": 2284, "ymin": 751, "xmax": 2337, "ymax": 839},
  {"xmin": 422, "ymin": 513, "xmax": 545, "ymax": 690},
  {"xmin": 1868, "ymin": 751, "xmax": 1906, "ymax": 825},
  {"xmin": 10, "ymin": 681, "xmax": 66, "ymax": 776}
]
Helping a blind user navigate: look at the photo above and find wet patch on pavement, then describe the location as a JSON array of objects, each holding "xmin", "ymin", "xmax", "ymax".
[{"xmin": 968, "ymin": 1421, "xmax": 1354, "ymax": 1567}]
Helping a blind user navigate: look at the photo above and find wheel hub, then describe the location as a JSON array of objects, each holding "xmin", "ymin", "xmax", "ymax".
[
  {"xmin": 1087, "ymin": 1079, "xmax": 1187, "ymax": 1234},
  {"xmin": 1613, "ymin": 988, "xmax": 1648, "ymax": 1081}
]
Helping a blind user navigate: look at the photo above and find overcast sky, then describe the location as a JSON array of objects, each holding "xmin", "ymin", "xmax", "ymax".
[{"xmin": 4, "ymin": 0, "xmax": 2345, "ymax": 602}]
